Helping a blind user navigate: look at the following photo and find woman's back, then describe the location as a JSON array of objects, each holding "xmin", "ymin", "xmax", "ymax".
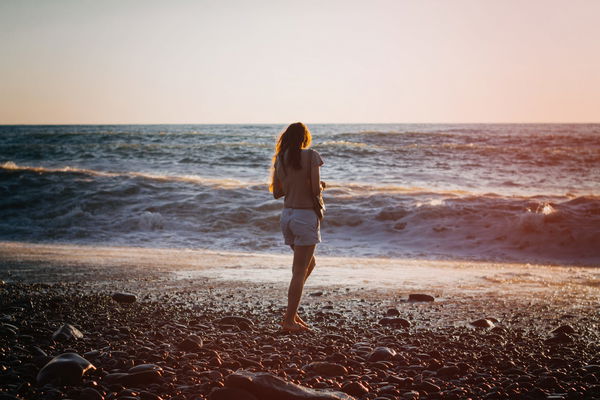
[{"xmin": 276, "ymin": 149, "xmax": 323, "ymax": 209}]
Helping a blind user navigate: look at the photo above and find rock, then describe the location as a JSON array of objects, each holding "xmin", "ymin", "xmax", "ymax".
[
  {"xmin": 342, "ymin": 381, "xmax": 369, "ymax": 397},
  {"xmin": 437, "ymin": 365, "xmax": 460, "ymax": 378},
  {"xmin": 385, "ymin": 308, "xmax": 400, "ymax": 317},
  {"xmin": 103, "ymin": 372, "xmax": 129, "ymax": 383},
  {"xmin": 119, "ymin": 370, "xmax": 163, "ymax": 386},
  {"xmin": 52, "ymin": 323, "xmax": 84, "ymax": 341},
  {"xmin": 537, "ymin": 375, "xmax": 559, "ymax": 389},
  {"xmin": 0, "ymin": 324, "xmax": 17, "ymax": 337},
  {"xmin": 225, "ymin": 370, "xmax": 356, "ymax": 399},
  {"xmin": 304, "ymin": 361, "xmax": 349, "ymax": 377},
  {"xmin": 178, "ymin": 335, "xmax": 203, "ymax": 352},
  {"xmin": 469, "ymin": 319, "xmax": 495, "ymax": 328},
  {"xmin": 129, "ymin": 364, "xmax": 163, "ymax": 373},
  {"xmin": 30, "ymin": 346, "xmax": 47, "ymax": 357},
  {"xmin": 368, "ymin": 347, "xmax": 397, "ymax": 362},
  {"xmin": 139, "ymin": 391, "xmax": 163, "ymax": 400},
  {"xmin": 209, "ymin": 387, "xmax": 258, "ymax": 400},
  {"xmin": 379, "ymin": 317, "xmax": 411, "ymax": 328},
  {"xmin": 84, "ymin": 349, "xmax": 101, "ymax": 359},
  {"xmin": 408, "ymin": 294, "xmax": 434, "ymax": 302},
  {"xmin": 112, "ymin": 292, "xmax": 137, "ymax": 303},
  {"xmin": 419, "ymin": 381, "xmax": 441, "ymax": 393},
  {"xmin": 402, "ymin": 390, "xmax": 420, "ymax": 400},
  {"xmin": 216, "ymin": 316, "xmax": 254, "ymax": 330},
  {"xmin": 551, "ymin": 325, "xmax": 575, "ymax": 335},
  {"xmin": 36, "ymin": 353, "xmax": 95, "ymax": 385},
  {"xmin": 217, "ymin": 316, "xmax": 254, "ymax": 326},
  {"xmin": 79, "ymin": 387, "xmax": 104, "ymax": 400},
  {"xmin": 545, "ymin": 331, "xmax": 574, "ymax": 345},
  {"xmin": 0, "ymin": 395, "xmax": 20, "ymax": 400},
  {"xmin": 309, "ymin": 291, "xmax": 324, "ymax": 297}
]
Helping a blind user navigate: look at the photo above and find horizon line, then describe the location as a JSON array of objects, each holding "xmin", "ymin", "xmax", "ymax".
[{"xmin": 1, "ymin": 121, "xmax": 599, "ymax": 126}]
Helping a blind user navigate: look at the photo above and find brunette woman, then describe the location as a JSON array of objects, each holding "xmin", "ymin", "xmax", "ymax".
[{"xmin": 270, "ymin": 122, "xmax": 324, "ymax": 332}]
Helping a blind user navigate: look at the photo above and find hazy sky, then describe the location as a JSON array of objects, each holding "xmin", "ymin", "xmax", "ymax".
[{"xmin": 1, "ymin": 0, "xmax": 599, "ymax": 124}]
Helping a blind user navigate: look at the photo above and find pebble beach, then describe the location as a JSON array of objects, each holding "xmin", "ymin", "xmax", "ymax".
[{"xmin": 1, "ymin": 243, "xmax": 599, "ymax": 400}]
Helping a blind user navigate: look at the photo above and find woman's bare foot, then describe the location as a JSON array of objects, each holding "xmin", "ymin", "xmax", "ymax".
[
  {"xmin": 295, "ymin": 313, "xmax": 309, "ymax": 328},
  {"xmin": 280, "ymin": 320, "xmax": 307, "ymax": 332}
]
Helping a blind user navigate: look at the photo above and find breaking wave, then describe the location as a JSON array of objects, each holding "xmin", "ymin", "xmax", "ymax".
[{"xmin": 1, "ymin": 161, "xmax": 598, "ymax": 265}]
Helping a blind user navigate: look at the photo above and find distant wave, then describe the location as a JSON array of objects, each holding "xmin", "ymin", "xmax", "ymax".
[{"xmin": 1, "ymin": 161, "xmax": 255, "ymax": 189}]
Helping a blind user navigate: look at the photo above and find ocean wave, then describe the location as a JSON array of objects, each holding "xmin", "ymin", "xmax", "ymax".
[
  {"xmin": 1, "ymin": 162, "xmax": 599, "ymax": 265},
  {"xmin": 1, "ymin": 161, "xmax": 256, "ymax": 189}
]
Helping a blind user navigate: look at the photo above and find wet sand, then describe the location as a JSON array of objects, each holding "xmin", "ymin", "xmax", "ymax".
[{"xmin": 1, "ymin": 242, "xmax": 599, "ymax": 399}]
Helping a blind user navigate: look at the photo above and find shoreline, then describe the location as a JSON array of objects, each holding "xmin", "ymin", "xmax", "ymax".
[{"xmin": 1, "ymin": 241, "xmax": 599, "ymax": 399}]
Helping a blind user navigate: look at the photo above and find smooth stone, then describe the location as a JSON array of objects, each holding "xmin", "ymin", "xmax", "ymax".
[
  {"xmin": 0, "ymin": 325, "xmax": 17, "ymax": 337},
  {"xmin": 178, "ymin": 335, "xmax": 203, "ymax": 352},
  {"xmin": 30, "ymin": 346, "xmax": 48, "ymax": 357},
  {"xmin": 551, "ymin": 325, "xmax": 575, "ymax": 335},
  {"xmin": 104, "ymin": 372, "xmax": 130, "ymax": 383},
  {"xmin": 408, "ymin": 294, "xmax": 435, "ymax": 302},
  {"xmin": 36, "ymin": 353, "xmax": 95, "ymax": 385},
  {"xmin": 437, "ymin": 365, "xmax": 460, "ymax": 378},
  {"xmin": 225, "ymin": 370, "xmax": 356, "ymax": 399},
  {"xmin": 379, "ymin": 317, "xmax": 411, "ymax": 328},
  {"xmin": 304, "ymin": 361, "xmax": 349, "ymax": 377},
  {"xmin": 79, "ymin": 387, "xmax": 104, "ymax": 400},
  {"xmin": 469, "ymin": 319, "xmax": 495, "ymax": 329},
  {"xmin": 84, "ymin": 350, "xmax": 101, "ymax": 359},
  {"xmin": 545, "ymin": 331, "xmax": 574, "ymax": 345},
  {"xmin": 342, "ymin": 381, "xmax": 369, "ymax": 397},
  {"xmin": 119, "ymin": 370, "xmax": 163, "ymax": 386},
  {"xmin": 419, "ymin": 381, "xmax": 441, "ymax": 393},
  {"xmin": 139, "ymin": 391, "xmax": 163, "ymax": 400},
  {"xmin": 128, "ymin": 364, "xmax": 163, "ymax": 373},
  {"xmin": 402, "ymin": 390, "xmax": 420, "ymax": 400},
  {"xmin": 537, "ymin": 375, "xmax": 559, "ymax": 389},
  {"xmin": 216, "ymin": 316, "xmax": 254, "ymax": 326},
  {"xmin": 208, "ymin": 387, "xmax": 258, "ymax": 400},
  {"xmin": 385, "ymin": 308, "xmax": 400, "ymax": 317},
  {"xmin": 112, "ymin": 292, "xmax": 137, "ymax": 303},
  {"xmin": 368, "ymin": 347, "xmax": 397, "ymax": 362},
  {"xmin": 52, "ymin": 323, "xmax": 84, "ymax": 341}
]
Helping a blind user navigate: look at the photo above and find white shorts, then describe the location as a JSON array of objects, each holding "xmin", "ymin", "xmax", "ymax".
[{"xmin": 280, "ymin": 208, "xmax": 321, "ymax": 246}]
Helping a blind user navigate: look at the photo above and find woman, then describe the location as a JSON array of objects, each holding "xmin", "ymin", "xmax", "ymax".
[{"xmin": 270, "ymin": 122, "xmax": 324, "ymax": 332}]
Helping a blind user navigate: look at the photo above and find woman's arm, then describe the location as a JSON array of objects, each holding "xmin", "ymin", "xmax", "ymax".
[
  {"xmin": 311, "ymin": 164, "xmax": 321, "ymax": 197},
  {"xmin": 272, "ymin": 173, "xmax": 284, "ymax": 199}
]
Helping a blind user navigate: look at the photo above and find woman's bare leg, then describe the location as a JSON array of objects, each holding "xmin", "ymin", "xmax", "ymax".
[
  {"xmin": 304, "ymin": 256, "xmax": 315, "ymax": 283},
  {"xmin": 292, "ymin": 256, "xmax": 316, "ymax": 327},
  {"xmin": 288, "ymin": 246, "xmax": 315, "ymax": 327},
  {"xmin": 282, "ymin": 244, "xmax": 316, "ymax": 330}
]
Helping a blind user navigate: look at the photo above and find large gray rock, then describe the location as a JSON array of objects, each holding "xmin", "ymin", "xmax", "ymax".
[
  {"xmin": 304, "ymin": 362, "xmax": 348, "ymax": 377},
  {"xmin": 52, "ymin": 323, "xmax": 84, "ymax": 341},
  {"xmin": 178, "ymin": 334, "xmax": 203, "ymax": 352},
  {"xmin": 368, "ymin": 347, "xmax": 397, "ymax": 362},
  {"xmin": 225, "ymin": 370, "xmax": 356, "ymax": 400},
  {"xmin": 36, "ymin": 353, "xmax": 95, "ymax": 385}
]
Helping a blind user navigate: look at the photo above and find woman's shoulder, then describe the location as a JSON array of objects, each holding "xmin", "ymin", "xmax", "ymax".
[{"xmin": 302, "ymin": 148, "xmax": 323, "ymax": 166}]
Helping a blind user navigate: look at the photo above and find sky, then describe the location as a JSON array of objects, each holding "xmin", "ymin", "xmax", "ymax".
[{"xmin": 1, "ymin": 0, "xmax": 599, "ymax": 124}]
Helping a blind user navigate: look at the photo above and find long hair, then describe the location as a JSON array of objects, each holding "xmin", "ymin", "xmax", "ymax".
[{"xmin": 269, "ymin": 122, "xmax": 312, "ymax": 193}]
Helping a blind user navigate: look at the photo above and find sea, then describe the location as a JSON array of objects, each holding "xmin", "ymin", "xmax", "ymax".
[{"xmin": 1, "ymin": 124, "xmax": 599, "ymax": 266}]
